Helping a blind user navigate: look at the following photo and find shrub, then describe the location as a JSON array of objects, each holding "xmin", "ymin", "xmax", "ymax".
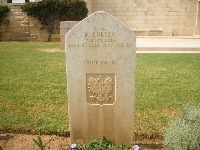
[
  {"xmin": 22, "ymin": 0, "xmax": 88, "ymax": 41},
  {"xmin": 163, "ymin": 104, "xmax": 200, "ymax": 150},
  {"xmin": 65, "ymin": 137, "xmax": 136, "ymax": 150},
  {"xmin": 0, "ymin": 4, "xmax": 10, "ymax": 24}
]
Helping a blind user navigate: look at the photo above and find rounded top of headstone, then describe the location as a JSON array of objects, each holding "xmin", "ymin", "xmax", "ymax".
[{"xmin": 66, "ymin": 11, "xmax": 135, "ymax": 40}]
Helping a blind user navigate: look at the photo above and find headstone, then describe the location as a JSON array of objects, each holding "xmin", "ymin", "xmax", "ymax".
[
  {"xmin": 66, "ymin": 11, "xmax": 136, "ymax": 146},
  {"xmin": 60, "ymin": 21, "xmax": 79, "ymax": 49}
]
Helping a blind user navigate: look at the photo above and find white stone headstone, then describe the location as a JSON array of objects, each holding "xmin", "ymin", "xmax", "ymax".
[{"xmin": 66, "ymin": 11, "xmax": 136, "ymax": 146}]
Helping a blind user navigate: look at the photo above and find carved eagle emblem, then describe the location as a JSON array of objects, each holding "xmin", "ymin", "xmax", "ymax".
[{"xmin": 88, "ymin": 75, "xmax": 113, "ymax": 104}]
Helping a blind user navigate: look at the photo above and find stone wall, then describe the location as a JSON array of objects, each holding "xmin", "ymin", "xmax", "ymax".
[
  {"xmin": 1, "ymin": 0, "xmax": 200, "ymax": 41},
  {"xmin": 89, "ymin": 0, "xmax": 199, "ymax": 36},
  {"xmin": 0, "ymin": 4, "xmax": 60, "ymax": 41},
  {"xmin": 0, "ymin": 0, "xmax": 7, "ymax": 3}
]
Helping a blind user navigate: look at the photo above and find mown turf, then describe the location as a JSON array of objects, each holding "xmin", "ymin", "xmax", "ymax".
[
  {"xmin": 0, "ymin": 42, "xmax": 68, "ymax": 133},
  {"xmin": 135, "ymin": 54, "xmax": 200, "ymax": 134},
  {"xmin": 0, "ymin": 42, "xmax": 199, "ymax": 136}
]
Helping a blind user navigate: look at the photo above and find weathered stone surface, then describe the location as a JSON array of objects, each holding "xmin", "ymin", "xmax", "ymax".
[
  {"xmin": 60, "ymin": 21, "xmax": 79, "ymax": 49},
  {"xmin": 66, "ymin": 11, "xmax": 136, "ymax": 146}
]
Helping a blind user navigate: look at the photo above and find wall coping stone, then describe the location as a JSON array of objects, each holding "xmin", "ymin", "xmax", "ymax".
[{"xmin": 7, "ymin": 4, "xmax": 25, "ymax": 6}]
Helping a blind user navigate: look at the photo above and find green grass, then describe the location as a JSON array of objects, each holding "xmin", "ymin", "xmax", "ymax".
[
  {"xmin": 0, "ymin": 42, "xmax": 68, "ymax": 133},
  {"xmin": 0, "ymin": 42, "xmax": 200, "ymax": 136},
  {"xmin": 135, "ymin": 54, "xmax": 200, "ymax": 135}
]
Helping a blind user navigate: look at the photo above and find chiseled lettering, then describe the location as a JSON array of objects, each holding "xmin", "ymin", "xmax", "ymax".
[
  {"xmin": 105, "ymin": 39, "xmax": 116, "ymax": 42},
  {"xmin": 103, "ymin": 43, "xmax": 112, "ymax": 47},
  {"xmin": 85, "ymin": 60, "xmax": 116, "ymax": 65},
  {"xmin": 90, "ymin": 38, "xmax": 103, "ymax": 42},
  {"xmin": 85, "ymin": 32, "xmax": 89, "ymax": 37},
  {"xmin": 116, "ymin": 43, "xmax": 125, "ymax": 47},
  {"xmin": 68, "ymin": 43, "xmax": 80, "ymax": 48},
  {"xmin": 85, "ymin": 32, "xmax": 115, "ymax": 38},
  {"xmin": 85, "ymin": 60, "xmax": 98, "ymax": 65},
  {"xmin": 82, "ymin": 43, "xmax": 99, "ymax": 48},
  {"xmin": 101, "ymin": 61, "xmax": 116, "ymax": 65},
  {"xmin": 127, "ymin": 43, "xmax": 133, "ymax": 47},
  {"xmin": 95, "ymin": 27, "xmax": 106, "ymax": 31}
]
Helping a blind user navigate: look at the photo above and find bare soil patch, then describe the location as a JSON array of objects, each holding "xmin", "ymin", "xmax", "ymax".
[
  {"xmin": 0, "ymin": 133, "xmax": 167, "ymax": 150},
  {"xmin": 0, "ymin": 133, "xmax": 70, "ymax": 150}
]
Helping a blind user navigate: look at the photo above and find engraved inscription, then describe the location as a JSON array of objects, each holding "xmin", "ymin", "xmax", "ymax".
[
  {"xmin": 87, "ymin": 74, "xmax": 115, "ymax": 105},
  {"xmin": 68, "ymin": 26, "xmax": 134, "ymax": 48},
  {"xmin": 85, "ymin": 31, "xmax": 115, "ymax": 38},
  {"xmin": 85, "ymin": 60, "xmax": 116, "ymax": 65}
]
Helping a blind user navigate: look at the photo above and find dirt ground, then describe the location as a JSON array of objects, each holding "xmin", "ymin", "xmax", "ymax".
[
  {"xmin": 0, "ymin": 133, "xmax": 167, "ymax": 150},
  {"xmin": 0, "ymin": 133, "xmax": 70, "ymax": 150}
]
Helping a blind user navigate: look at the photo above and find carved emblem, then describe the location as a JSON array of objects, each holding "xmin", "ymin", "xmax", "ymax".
[{"xmin": 87, "ymin": 74, "xmax": 114, "ymax": 104}]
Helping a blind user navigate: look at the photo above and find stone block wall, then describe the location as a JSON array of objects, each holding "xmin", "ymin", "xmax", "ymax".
[
  {"xmin": 0, "ymin": 4, "xmax": 60, "ymax": 41},
  {"xmin": 89, "ymin": 0, "xmax": 198, "ymax": 36},
  {"xmin": 0, "ymin": 0, "xmax": 7, "ymax": 3},
  {"xmin": 1, "ymin": 0, "xmax": 199, "ymax": 41}
]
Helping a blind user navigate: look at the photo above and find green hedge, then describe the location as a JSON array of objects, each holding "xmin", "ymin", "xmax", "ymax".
[
  {"xmin": 0, "ymin": 4, "xmax": 10, "ymax": 23},
  {"xmin": 22, "ymin": 0, "xmax": 88, "ymax": 41}
]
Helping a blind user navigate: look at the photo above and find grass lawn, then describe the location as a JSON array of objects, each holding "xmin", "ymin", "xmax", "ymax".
[{"xmin": 0, "ymin": 42, "xmax": 199, "ymax": 136}]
